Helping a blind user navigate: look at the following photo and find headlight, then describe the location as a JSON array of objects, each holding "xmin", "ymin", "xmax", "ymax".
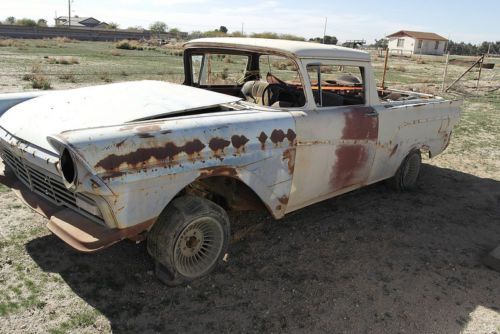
[{"xmin": 60, "ymin": 148, "xmax": 77, "ymax": 185}]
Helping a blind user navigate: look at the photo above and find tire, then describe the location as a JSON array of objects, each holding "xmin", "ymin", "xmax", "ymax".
[
  {"xmin": 147, "ymin": 195, "xmax": 230, "ymax": 286},
  {"xmin": 389, "ymin": 150, "xmax": 421, "ymax": 191}
]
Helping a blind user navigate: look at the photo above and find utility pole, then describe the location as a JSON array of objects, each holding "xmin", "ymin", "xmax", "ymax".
[
  {"xmin": 68, "ymin": 0, "xmax": 71, "ymax": 29},
  {"xmin": 241, "ymin": 23, "xmax": 244, "ymax": 36},
  {"xmin": 323, "ymin": 17, "xmax": 328, "ymax": 43}
]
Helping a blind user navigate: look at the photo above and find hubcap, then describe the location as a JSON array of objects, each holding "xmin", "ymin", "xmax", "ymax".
[{"xmin": 173, "ymin": 217, "xmax": 224, "ymax": 278}]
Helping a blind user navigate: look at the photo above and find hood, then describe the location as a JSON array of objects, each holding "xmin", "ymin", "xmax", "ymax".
[{"xmin": 0, "ymin": 80, "xmax": 240, "ymax": 153}]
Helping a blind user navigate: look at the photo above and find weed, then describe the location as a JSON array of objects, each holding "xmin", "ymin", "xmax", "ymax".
[
  {"xmin": 100, "ymin": 72, "xmax": 112, "ymax": 83},
  {"xmin": 393, "ymin": 64, "xmax": 407, "ymax": 72},
  {"xmin": 48, "ymin": 310, "xmax": 98, "ymax": 334},
  {"xmin": 47, "ymin": 57, "xmax": 79, "ymax": 65},
  {"xmin": 30, "ymin": 75, "xmax": 51, "ymax": 89},
  {"xmin": 52, "ymin": 37, "xmax": 74, "ymax": 43},
  {"xmin": 58, "ymin": 73, "xmax": 77, "ymax": 83},
  {"xmin": 115, "ymin": 39, "xmax": 144, "ymax": 50}
]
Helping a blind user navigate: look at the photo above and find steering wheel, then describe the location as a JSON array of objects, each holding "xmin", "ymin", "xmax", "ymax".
[{"xmin": 265, "ymin": 72, "xmax": 302, "ymax": 107}]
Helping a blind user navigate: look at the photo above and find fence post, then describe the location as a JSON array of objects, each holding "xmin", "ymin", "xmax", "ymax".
[{"xmin": 441, "ymin": 51, "xmax": 450, "ymax": 92}]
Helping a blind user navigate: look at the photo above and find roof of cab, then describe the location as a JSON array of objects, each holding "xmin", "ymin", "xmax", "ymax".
[{"xmin": 184, "ymin": 37, "xmax": 371, "ymax": 61}]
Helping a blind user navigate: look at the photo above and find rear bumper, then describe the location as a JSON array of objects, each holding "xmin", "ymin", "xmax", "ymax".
[{"xmin": 1, "ymin": 160, "xmax": 154, "ymax": 252}]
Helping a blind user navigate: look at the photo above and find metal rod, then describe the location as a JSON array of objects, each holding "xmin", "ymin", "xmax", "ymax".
[
  {"xmin": 445, "ymin": 55, "xmax": 483, "ymax": 92},
  {"xmin": 476, "ymin": 44, "xmax": 491, "ymax": 90},
  {"xmin": 381, "ymin": 48, "xmax": 389, "ymax": 89},
  {"xmin": 68, "ymin": 0, "xmax": 71, "ymax": 29},
  {"xmin": 317, "ymin": 65, "xmax": 322, "ymax": 106},
  {"xmin": 441, "ymin": 51, "xmax": 450, "ymax": 92},
  {"xmin": 323, "ymin": 17, "xmax": 328, "ymax": 44}
]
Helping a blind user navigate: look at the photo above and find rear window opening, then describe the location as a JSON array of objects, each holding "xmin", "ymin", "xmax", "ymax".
[{"xmin": 306, "ymin": 64, "xmax": 365, "ymax": 107}]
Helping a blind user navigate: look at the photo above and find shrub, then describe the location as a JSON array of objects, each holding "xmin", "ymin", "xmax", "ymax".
[
  {"xmin": 393, "ymin": 64, "xmax": 407, "ymax": 72},
  {"xmin": 115, "ymin": 40, "xmax": 144, "ymax": 50},
  {"xmin": 47, "ymin": 57, "xmax": 79, "ymax": 65},
  {"xmin": 100, "ymin": 72, "xmax": 112, "ymax": 83},
  {"xmin": 58, "ymin": 73, "xmax": 76, "ymax": 83},
  {"xmin": 52, "ymin": 37, "xmax": 74, "ymax": 43},
  {"xmin": 30, "ymin": 75, "xmax": 51, "ymax": 89}
]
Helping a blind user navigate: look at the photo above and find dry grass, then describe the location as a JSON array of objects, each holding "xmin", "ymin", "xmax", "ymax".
[
  {"xmin": 0, "ymin": 39, "xmax": 25, "ymax": 47},
  {"xmin": 47, "ymin": 57, "xmax": 79, "ymax": 65}
]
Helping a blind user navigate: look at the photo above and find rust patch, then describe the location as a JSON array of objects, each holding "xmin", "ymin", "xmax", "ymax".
[
  {"xmin": 277, "ymin": 196, "xmax": 289, "ymax": 204},
  {"xmin": 136, "ymin": 125, "xmax": 161, "ymax": 133},
  {"xmin": 95, "ymin": 139, "xmax": 206, "ymax": 171},
  {"xmin": 286, "ymin": 129, "xmax": 296, "ymax": 145},
  {"xmin": 209, "ymin": 137, "xmax": 230, "ymax": 159},
  {"xmin": 341, "ymin": 107, "xmax": 378, "ymax": 140},
  {"xmin": 282, "ymin": 148, "xmax": 296, "ymax": 174},
  {"xmin": 270, "ymin": 129, "xmax": 286, "ymax": 145},
  {"xmin": 115, "ymin": 139, "xmax": 127, "ymax": 149},
  {"xmin": 330, "ymin": 145, "xmax": 368, "ymax": 191},
  {"xmin": 389, "ymin": 144, "xmax": 398, "ymax": 157},
  {"xmin": 198, "ymin": 166, "xmax": 238, "ymax": 178},
  {"xmin": 231, "ymin": 135, "xmax": 249, "ymax": 150},
  {"xmin": 209, "ymin": 137, "xmax": 231, "ymax": 151},
  {"xmin": 137, "ymin": 133, "xmax": 155, "ymax": 139},
  {"xmin": 257, "ymin": 132, "xmax": 268, "ymax": 150}
]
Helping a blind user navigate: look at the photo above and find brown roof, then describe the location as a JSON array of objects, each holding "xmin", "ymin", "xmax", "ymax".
[{"xmin": 387, "ymin": 30, "xmax": 448, "ymax": 41}]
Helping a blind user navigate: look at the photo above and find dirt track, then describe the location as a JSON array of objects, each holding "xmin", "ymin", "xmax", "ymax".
[{"xmin": 1, "ymin": 161, "xmax": 499, "ymax": 333}]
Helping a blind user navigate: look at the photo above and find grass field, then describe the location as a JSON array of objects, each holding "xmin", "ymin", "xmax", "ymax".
[{"xmin": 0, "ymin": 39, "xmax": 499, "ymax": 333}]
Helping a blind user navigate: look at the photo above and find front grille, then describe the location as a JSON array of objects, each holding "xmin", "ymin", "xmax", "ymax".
[{"xmin": 0, "ymin": 145, "xmax": 103, "ymax": 224}]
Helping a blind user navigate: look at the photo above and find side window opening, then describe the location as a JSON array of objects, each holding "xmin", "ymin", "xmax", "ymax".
[
  {"xmin": 307, "ymin": 64, "xmax": 365, "ymax": 107},
  {"xmin": 191, "ymin": 53, "xmax": 249, "ymax": 86},
  {"xmin": 239, "ymin": 55, "xmax": 306, "ymax": 108}
]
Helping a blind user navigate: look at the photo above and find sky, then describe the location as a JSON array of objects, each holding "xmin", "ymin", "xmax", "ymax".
[{"xmin": 2, "ymin": 0, "xmax": 499, "ymax": 43}]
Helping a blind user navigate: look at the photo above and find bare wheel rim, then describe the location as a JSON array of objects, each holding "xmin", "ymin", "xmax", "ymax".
[
  {"xmin": 173, "ymin": 217, "xmax": 224, "ymax": 278},
  {"xmin": 402, "ymin": 154, "xmax": 420, "ymax": 186}
]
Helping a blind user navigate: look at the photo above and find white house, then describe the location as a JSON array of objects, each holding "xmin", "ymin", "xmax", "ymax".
[{"xmin": 387, "ymin": 30, "xmax": 448, "ymax": 56}]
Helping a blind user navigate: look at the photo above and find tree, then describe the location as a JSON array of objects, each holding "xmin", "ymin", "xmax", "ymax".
[
  {"xmin": 219, "ymin": 26, "xmax": 228, "ymax": 34},
  {"xmin": 16, "ymin": 18, "xmax": 37, "ymax": 27},
  {"xmin": 107, "ymin": 22, "xmax": 119, "ymax": 29},
  {"xmin": 37, "ymin": 19, "xmax": 47, "ymax": 27},
  {"xmin": 5, "ymin": 16, "xmax": 15, "ymax": 25},
  {"xmin": 127, "ymin": 26, "xmax": 144, "ymax": 31},
  {"xmin": 309, "ymin": 35, "xmax": 338, "ymax": 44},
  {"xmin": 149, "ymin": 21, "xmax": 167, "ymax": 35},
  {"xmin": 373, "ymin": 38, "xmax": 388, "ymax": 49}
]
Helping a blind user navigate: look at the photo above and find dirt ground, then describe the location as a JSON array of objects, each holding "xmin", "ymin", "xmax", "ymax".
[{"xmin": 0, "ymin": 40, "xmax": 499, "ymax": 333}]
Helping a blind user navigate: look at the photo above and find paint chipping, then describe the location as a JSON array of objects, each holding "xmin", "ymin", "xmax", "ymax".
[
  {"xmin": 257, "ymin": 132, "xmax": 268, "ymax": 149},
  {"xmin": 330, "ymin": 145, "xmax": 368, "ymax": 191}
]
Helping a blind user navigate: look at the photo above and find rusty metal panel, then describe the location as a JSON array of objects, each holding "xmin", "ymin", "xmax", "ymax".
[{"xmin": 49, "ymin": 109, "xmax": 297, "ymax": 227}]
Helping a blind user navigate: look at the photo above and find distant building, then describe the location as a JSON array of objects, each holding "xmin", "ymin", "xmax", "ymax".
[
  {"xmin": 54, "ymin": 16, "xmax": 109, "ymax": 29},
  {"xmin": 387, "ymin": 30, "xmax": 448, "ymax": 55}
]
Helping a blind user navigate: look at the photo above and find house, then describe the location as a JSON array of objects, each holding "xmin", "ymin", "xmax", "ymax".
[
  {"xmin": 387, "ymin": 30, "xmax": 448, "ymax": 56},
  {"xmin": 54, "ymin": 16, "xmax": 109, "ymax": 29}
]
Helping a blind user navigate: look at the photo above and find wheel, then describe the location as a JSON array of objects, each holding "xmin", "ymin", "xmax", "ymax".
[
  {"xmin": 147, "ymin": 195, "xmax": 230, "ymax": 286},
  {"xmin": 389, "ymin": 150, "xmax": 421, "ymax": 191}
]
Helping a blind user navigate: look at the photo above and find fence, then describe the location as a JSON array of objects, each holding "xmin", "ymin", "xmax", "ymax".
[{"xmin": 0, "ymin": 25, "xmax": 184, "ymax": 42}]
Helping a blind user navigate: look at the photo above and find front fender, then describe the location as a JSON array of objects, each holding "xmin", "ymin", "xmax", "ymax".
[{"xmin": 50, "ymin": 110, "xmax": 297, "ymax": 228}]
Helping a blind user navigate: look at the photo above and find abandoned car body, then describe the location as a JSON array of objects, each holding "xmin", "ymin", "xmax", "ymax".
[{"xmin": 0, "ymin": 38, "xmax": 461, "ymax": 284}]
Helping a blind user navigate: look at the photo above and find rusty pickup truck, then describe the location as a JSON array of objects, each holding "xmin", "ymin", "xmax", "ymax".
[{"xmin": 0, "ymin": 38, "xmax": 461, "ymax": 285}]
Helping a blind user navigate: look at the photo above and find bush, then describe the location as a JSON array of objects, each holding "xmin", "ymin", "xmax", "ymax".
[
  {"xmin": 115, "ymin": 40, "xmax": 144, "ymax": 50},
  {"xmin": 30, "ymin": 75, "xmax": 51, "ymax": 89},
  {"xmin": 393, "ymin": 64, "xmax": 407, "ymax": 72},
  {"xmin": 52, "ymin": 37, "xmax": 74, "ymax": 43},
  {"xmin": 47, "ymin": 56, "xmax": 79, "ymax": 65},
  {"xmin": 58, "ymin": 73, "xmax": 76, "ymax": 83}
]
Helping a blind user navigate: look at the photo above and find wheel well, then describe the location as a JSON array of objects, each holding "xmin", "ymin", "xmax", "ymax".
[{"xmin": 178, "ymin": 176, "xmax": 267, "ymax": 213}]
